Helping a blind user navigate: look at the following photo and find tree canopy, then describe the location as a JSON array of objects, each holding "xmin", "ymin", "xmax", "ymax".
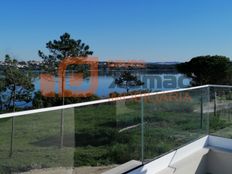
[
  {"xmin": 115, "ymin": 71, "xmax": 144, "ymax": 93},
  {"xmin": 0, "ymin": 79, "xmax": 5, "ymax": 111},
  {"xmin": 176, "ymin": 55, "xmax": 232, "ymax": 86},
  {"xmin": 38, "ymin": 32, "xmax": 93, "ymax": 72},
  {"xmin": 1, "ymin": 55, "xmax": 34, "ymax": 111},
  {"xmin": 38, "ymin": 33, "xmax": 94, "ymax": 148}
]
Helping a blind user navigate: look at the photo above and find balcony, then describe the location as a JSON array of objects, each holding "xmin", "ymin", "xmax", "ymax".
[{"xmin": 1, "ymin": 85, "xmax": 232, "ymax": 173}]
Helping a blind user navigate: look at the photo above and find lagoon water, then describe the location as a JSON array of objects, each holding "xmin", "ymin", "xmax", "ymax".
[
  {"xmin": 2, "ymin": 70, "xmax": 191, "ymax": 108},
  {"xmin": 34, "ymin": 70, "xmax": 190, "ymax": 97}
]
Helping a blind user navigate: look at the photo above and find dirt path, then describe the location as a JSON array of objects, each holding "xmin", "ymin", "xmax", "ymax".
[{"xmin": 194, "ymin": 100, "xmax": 232, "ymax": 113}]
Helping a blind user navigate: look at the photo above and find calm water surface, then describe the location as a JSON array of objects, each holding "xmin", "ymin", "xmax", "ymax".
[{"xmin": 1, "ymin": 70, "xmax": 191, "ymax": 108}]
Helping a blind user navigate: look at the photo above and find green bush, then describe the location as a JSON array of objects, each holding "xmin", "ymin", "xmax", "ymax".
[
  {"xmin": 108, "ymin": 143, "xmax": 131, "ymax": 164},
  {"xmin": 210, "ymin": 116, "xmax": 230, "ymax": 131},
  {"xmin": 158, "ymin": 101, "xmax": 194, "ymax": 113},
  {"xmin": 74, "ymin": 147, "xmax": 110, "ymax": 166},
  {"xmin": 75, "ymin": 128, "xmax": 117, "ymax": 146}
]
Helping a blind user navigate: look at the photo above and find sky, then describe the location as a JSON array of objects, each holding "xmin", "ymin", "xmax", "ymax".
[{"xmin": 0, "ymin": 0, "xmax": 232, "ymax": 62}]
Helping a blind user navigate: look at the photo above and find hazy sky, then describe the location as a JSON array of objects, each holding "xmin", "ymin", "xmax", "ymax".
[{"xmin": 0, "ymin": 0, "xmax": 232, "ymax": 62}]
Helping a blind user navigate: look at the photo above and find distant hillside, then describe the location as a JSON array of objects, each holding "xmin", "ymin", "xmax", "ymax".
[
  {"xmin": 0, "ymin": 60, "xmax": 180, "ymax": 73},
  {"xmin": 147, "ymin": 62, "xmax": 180, "ymax": 65},
  {"xmin": 145, "ymin": 62, "xmax": 179, "ymax": 73},
  {"xmin": 98, "ymin": 61, "xmax": 180, "ymax": 73}
]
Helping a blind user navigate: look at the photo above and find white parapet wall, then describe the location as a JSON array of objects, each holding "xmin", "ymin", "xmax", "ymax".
[
  {"xmin": 128, "ymin": 136, "xmax": 209, "ymax": 174},
  {"xmin": 128, "ymin": 135, "xmax": 232, "ymax": 174}
]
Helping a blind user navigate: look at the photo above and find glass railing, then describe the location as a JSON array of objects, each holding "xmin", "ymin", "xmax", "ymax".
[
  {"xmin": 209, "ymin": 85, "xmax": 232, "ymax": 138},
  {"xmin": 0, "ymin": 109, "xmax": 75, "ymax": 173},
  {"xmin": 143, "ymin": 87, "xmax": 209, "ymax": 162},
  {"xmin": 1, "ymin": 85, "xmax": 232, "ymax": 173}
]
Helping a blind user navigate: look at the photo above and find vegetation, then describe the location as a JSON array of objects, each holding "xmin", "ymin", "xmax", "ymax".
[
  {"xmin": 0, "ymin": 78, "xmax": 5, "ymax": 111},
  {"xmin": 5, "ymin": 88, "xmax": 232, "ymax": 173},
  {"xmin": 32, "ymin": 91, "xmax": 100, "ymax": 108},
  {"xmin": 0, "ymin": 99, "xmax": 210, "ymax": 173},
  {"xmin": 176, "ymin": 55, "xmax": 232, "ymax": 86},
  {"xmin": 109, "ymin": 90, "xmax": 150, "ymax": 98},
  {"xmin": 0, "ymin": 55, "xmax": 34, "ymax": 111},
  {"xmin": 1, "ymin": 34, "xmax": 232, "ymax": 173},
  {"xmin": 38, "ymin": 32, "xmax": 93, "ymax": 72},
  {"xmin": 115, "ymin": 71, "xmax": 144, "ymax": 93},
  {"xmin": 38, "ymin": 33, "xmax": 94, "ymax": 147}
]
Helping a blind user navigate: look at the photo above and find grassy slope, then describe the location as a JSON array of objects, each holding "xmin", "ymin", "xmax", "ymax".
[{"xmin": 0, "ymin": 99, "xmax": 217, "ymax": 173}]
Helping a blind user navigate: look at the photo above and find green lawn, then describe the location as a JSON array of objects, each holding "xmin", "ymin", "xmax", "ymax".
[{"xmin": 0, "ymin": 98, "xmax": 227, "ymax": 173}]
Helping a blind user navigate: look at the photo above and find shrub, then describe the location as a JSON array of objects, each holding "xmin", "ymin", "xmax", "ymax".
[
  {"xmin": 210, "ymin": 116, "xmax": 230, "ymax": 131},
  {"xmin": 108, "ymin": 143, "xmax": 131, "ymax": 164}
]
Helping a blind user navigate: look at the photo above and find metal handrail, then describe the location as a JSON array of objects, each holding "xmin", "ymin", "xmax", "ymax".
[{"xmin": 0, "ymin": 84, "xmax": 230, "ymax": 119}]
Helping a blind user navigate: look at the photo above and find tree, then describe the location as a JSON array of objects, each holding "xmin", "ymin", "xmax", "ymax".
[
  {"xmin": 115, "ymin": 71, "xmax": 144, "ymax": 93},
  {"xmin": 38, "ymin": 32, "xmax": 93, "ymax": 71},
  {"xmin": 3, "ymin": 55, "xmax": 34, "ymax": 111},
  {"xmin": 2, "ymin": 54, "xmax": 34, "ymax": 157},
  {"xmin": 38, "ymin": 32, "xmax": 93, "ymax": 147},
  {"xmin": 176, "ymin": 55, "xmax": 232, "ymax": 86},
  {"xmin": 0, "ymin": 80, "xmax": 5, "ymax": 111}
]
